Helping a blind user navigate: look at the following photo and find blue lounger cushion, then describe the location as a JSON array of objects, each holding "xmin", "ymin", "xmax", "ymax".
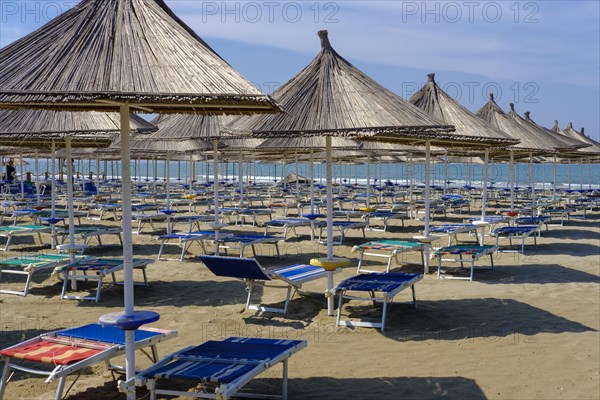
[{"xmin": 56, "ymin": 323, "xmax": 159, "ymax": 345}]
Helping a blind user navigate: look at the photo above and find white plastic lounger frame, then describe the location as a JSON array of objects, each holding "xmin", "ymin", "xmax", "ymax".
[
  {"xmin": 334, "ymin": 273, "xmax": 423, "ymax": 332},
  {"xmin": 199, "ymin": 255, "xmax": 338, "ymax": 314},
  {"xmin": 0, "ymin": 254, "xmax": 88, "ymax": 296},
  {"xmin": 54, "ymin": 258, "xmax": 152, "ymax": 302},
  {"xmin": 122, "ymin": 337, "xmax": 306, "ymax": 400},
  {"xmin": 434, "ymin": 245, "xmax": 497, "ymax": 281},
  {"xmin": 0, "ymin": 323, "xmax": 176, "ymax": 400}
]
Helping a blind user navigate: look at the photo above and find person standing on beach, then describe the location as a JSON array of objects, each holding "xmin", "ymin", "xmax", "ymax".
[{"xmin": 5, "ymin": 159, "xmax": 15, "ymax": 183}]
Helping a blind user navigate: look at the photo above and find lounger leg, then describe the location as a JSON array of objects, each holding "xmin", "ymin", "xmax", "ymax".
[
  {"xmin": 142, "ymin": 267, "xmax": 149, "ymax": 286},
  {"xmin": 95, "ymin": 276, "xmax": 103, "ymax": 302},
  {"xmin": 245, "ymin": 282, "xmax": 254, "ymax": 311},
  {"xmin": 0, "ymin": 359, "xmax": 11, "ymax": 399},
  {"xmin": 282, "ymin": 359, "xmax": 289, "ymax": 400},
  {"xmin": 436, "ymin": 256, "xmax": 442, "ymax": 279},
  {"xmin": 411, "ymin": 285, "xmax": 417, "ymax": 308},
  {"xmin": 157, "ymin": 240, "xmax": 165, "ymax": 261},
  {"xmin": 381, "ymin": 301, "xmax": 388, "ymax": 332},
  {"xmin": 357, "ymin": 252, "xmax": 365, "ymax": 273},
  {"xmin": 283, "ymin": 286, "xmax": 292, "ymax": 314},
  {"xmin": 469, "ymin": 259, "xmax": 474, "ymax": 281},
  {"xmin": 55, "ymin": 376, "xmax": 66, "ymax": 400},
  {"xmin": 23, "ymin": 272, "xmax": 33, "ymax": 297},
  {"xmin": 335, "ymin": 292, "xmax": 344, "ymax": 327}
]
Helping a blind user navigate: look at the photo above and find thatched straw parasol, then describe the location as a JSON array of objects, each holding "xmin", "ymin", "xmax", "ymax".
[
  {"xmin": 409, "ymin": 73, "xmax": 523, "ymax": 223},
  {"xmin": 0, "ymin": 1, "xmax": 281, "ymax": 394}
]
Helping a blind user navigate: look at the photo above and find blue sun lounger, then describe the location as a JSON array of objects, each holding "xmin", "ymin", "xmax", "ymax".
[
  {"xmin": 53, "ymin": 258, "xmax": 153, "ymax": 302},
  {"xmin": 434, "ymin": 245, "xmax": 497, "ymax": 281},
  {"xmin": 317, "ymin": 220, "xmax": 367, "ymax": 245},
  {"xmin": 216, "ymin": 234, "xmax": 284, "ymax": 258},
  {"xmin": 363, "ymin": 211, "xmax": 407, "ymax": 232},
  {"xmin": 264, "ymin": 217, "xmax": 313, "ymax": 240},
  {"xmin": 428, "ymin": 224, "xmax": 480, "ymax": 246},
  {"xmin": 515, "ymin": 216, "xmax": 551, "ymax": 232},
  {"xmin": 122, "ymin": 337, "xmax": 306, "ymax": 400},
  {"xmin": 157, "ymin": 231, "xmax": 233, "ymax": 261},
  {"xmin": 0, "ymin": 323, "xmax": 176, "ymax": 400},
  {"xmin": 334, "ymin": 272, "xmax": 423, "ymax": 331},
  {"xmin": 198, "ymin": 255, "xmax": 338, "ymax": 314},
  {"xmin": 491, "ymin": 225, "xmax": 540, "ymax": 254}
]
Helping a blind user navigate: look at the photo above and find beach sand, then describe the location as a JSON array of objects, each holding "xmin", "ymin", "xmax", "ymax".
[{"xmin": 0, "ymin": 205, "xmax": 598, "ymax": 399}]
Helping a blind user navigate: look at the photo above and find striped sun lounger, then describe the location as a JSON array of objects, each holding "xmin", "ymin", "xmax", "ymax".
[
  {"xmin": 122, "ymin": 337, "xmax": 306, "ymax": 400},
  {"xmin": 0, "ymin": 323, "xmax": 177, "ymax": 400},
  {"xmin": 491, "ymin": 225, "xmax": 540, "ymax": 254},
  {"xmin": 53, "ymin": 257, "xmax": 153, "ymax": 302},
  {"xmin": 352, "ymin": 240, "xmax": 425, "ymax": 273},
  {"xmin": 434, "ymin": 245, "xmax": 497, "ymax": 281},
  {"xmin": 334, "ymin": 272, "xmax": 423, "ymax": 331},
  {"xmin": 0, "ymin": 253, "xmax": 88, "ymax": 296},
  {"xmin": 199, "ymin": 255, "xmax": 339, "ymax": 314}
]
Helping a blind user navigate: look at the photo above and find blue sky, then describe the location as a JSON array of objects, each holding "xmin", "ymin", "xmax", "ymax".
[{"xmin": 1, "ymin": 0, "xmax": 599, "ymax": 141}]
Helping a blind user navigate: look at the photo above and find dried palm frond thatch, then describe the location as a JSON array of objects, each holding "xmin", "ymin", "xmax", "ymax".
[
  {"xmin": 522, "ymin": 112, "xmax": 589, "ymax": 150},
  {"xmin": 475, "ymin": 95, "xmax": 576, "ymax": 154},
  {"xmin": 225, "ymin": 30, "xmax": 456, "ymax": 139},
  {"xmin": 409, "ymin": 73, "xmax": 519, "ymax": 149},
  {"xmin": 0, "ymin": 0, "xmax": 279, "ymax": 114},
  {"xmin": 0, "ymin": 109, "xmax": 155, "ymax": 148}
]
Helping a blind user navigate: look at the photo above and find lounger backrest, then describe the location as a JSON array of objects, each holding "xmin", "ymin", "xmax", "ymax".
[{"xmin": 198, "ymin": 256, "xmax": 272, "ymax": 281}]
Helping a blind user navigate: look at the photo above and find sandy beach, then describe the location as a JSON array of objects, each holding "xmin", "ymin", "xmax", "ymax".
[{"xmin": 0, "ymin": 203, "xmax": 598, "ymax": 400}]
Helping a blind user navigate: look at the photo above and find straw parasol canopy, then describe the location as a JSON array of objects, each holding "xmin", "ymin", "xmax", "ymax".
[
  {"xmin": 522, "ymin": 111, "xmax": 589, "ymax": 150},
  {"xmin": 0, "ymin": 109, "xmax": 155, "ymax": 148},
  {"xmin": 131, "ymin": 114, "xmax": 214, "ymax": 153},
  {"xmin": 225, "ymin": 30, "xmax": 457, "ymax": 140},
  {"xmin": 553, "ymin": 121, "xmax": 600, "ymax": 153},
  {"xmin": 409, "ymin": 73, "xmax": 520, "ymax": 151},
  {"xmin": 475, "ymin": 95, "xmax": 577, "ymax": 153},
  {"xmin": 0, "ymin": 0, "xmax": 280, "ymax": 114}
]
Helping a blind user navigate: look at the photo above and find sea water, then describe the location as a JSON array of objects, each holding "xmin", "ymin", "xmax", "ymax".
[{"xmin": 15, "ymin": 158, "xmax": 600, "ymax": 190}]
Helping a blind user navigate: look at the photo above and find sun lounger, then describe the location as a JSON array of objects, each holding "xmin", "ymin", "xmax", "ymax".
[
  {"xmin": 334, "ymin": 272, "xmax": 423, "ymax": 331},
  {"xmin": 434, "ymin": 245, "xmax": 497, "ymax": 281},
  {"xmin": 363, "ymin": 211, "xmax": 407, "ymax": 231},
  {"xmin": 36, "ymin": 210, "xmax": 87, "ymax": 225},
  {"xmin": 53, "ymin": 258, "xmax": 153, "ymax": 302},
  {"xmin": 491, "ymin": 225, "xmax": 539, "ymax": 254},
  {"xmin": 122, "ymin": 336, "xmax": 306, "ymax": 400},
  {"xmin": 317, "ymin": 221, "xmax": 367, "ymax": 245},
  {"xmin": 87, "ymin": 203, "xmax": 121, "ymax": 220},
  {"xmin": 198, "ymin": 255, "xmax": 338, "ymax": 314},
  {"xmin": 352, "ymin": 240, "xmax": 425, "ymax": 273},
  {"xmin": 131, "ymin": 212, "xmax": 167, "ymax": 234},
  {"xmin": 264, "ymin": 217, "xmax": 313, "ymax": 240},
  {"xmin": 540, "ymin": 207, "xmax": 573, "ymax": 226},
  {"xmin": 514, "ymin": 216, "xmax": 551, "ymax": 233},
  {"xmin": 237, "ymin": 208, "xmax": 274, "ymax": 226},
  {"xmin": 0, "ymin": 224, "xmax": 52, "ymax": 251},
  {"xmin": 55, "ymin": 225, "xmax": 123, "ymax": 251},
  {"xmin": 169, "ymin": 215, "xmax": 213, "ymax": 232},
  {"xmin": 216, "ymin": 234, "xmax": 284, "ymax": 258},
  {"xmin": 0, "ymin": 323, "xmax": 176, "ymax": 400},
  {"xmin": 0, "ymin": 253, "xmax": 89, "ymax": 296},
  {"xmin": 157, "ymin": 231, "xmax": 233, "ymax": 261},
  {"xmin": 428, "ymin": 224, "xmax": 480, "ymax": 246}
]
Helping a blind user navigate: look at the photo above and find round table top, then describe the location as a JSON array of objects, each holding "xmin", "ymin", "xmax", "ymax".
[{"xmin": 99, "ymin": 310, "xmax": 160, "ymax": 330}]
